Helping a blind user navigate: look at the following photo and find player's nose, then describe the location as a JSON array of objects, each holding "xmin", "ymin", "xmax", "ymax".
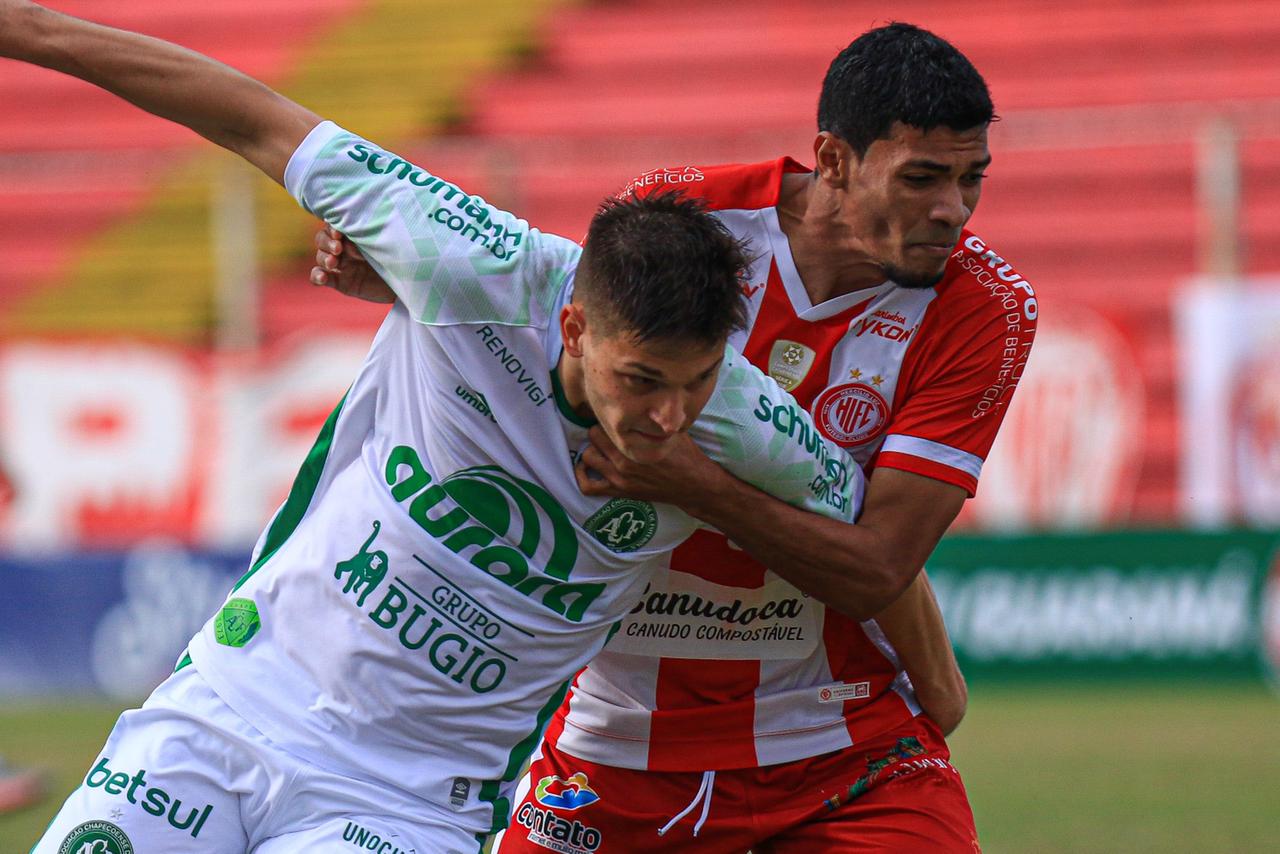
[
  {"xmin": 931, "ymin": 184, "xmax": 970, "ymax": 229},
  {"xmin": 649, "ymin": 392, "xmax": 684, "ymax": 435}
]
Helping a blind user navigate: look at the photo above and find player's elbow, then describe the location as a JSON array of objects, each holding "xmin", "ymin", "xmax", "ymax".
[
  {"xmin": 914, "ymin": 666, "xmax": 967, "ymax": 736},
  {"xmin": 849, "ymin": 557, "xmax": 917, "ymax": 621},
  {"xmin": 935, "ymin": 674, "xmax": 968, "ymax": 735}
]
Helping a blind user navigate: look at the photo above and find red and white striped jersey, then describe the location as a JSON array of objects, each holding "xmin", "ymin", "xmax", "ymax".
[{"xmin": 545, "ymin": 158, "xmax": 1038, "ymax": 771}]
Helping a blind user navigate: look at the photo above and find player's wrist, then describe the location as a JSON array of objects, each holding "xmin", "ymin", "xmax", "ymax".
[
  {"xmin": 0, "ymin": 3, "xmax": 41, "ymax": 59},
  {"xmin": 676, "ymin": 466, "xmax": 751, "ymax": 526}
]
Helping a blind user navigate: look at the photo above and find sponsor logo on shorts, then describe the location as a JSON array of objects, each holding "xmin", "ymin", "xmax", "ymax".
[
  {"xmin": 534, "ymin": 773, "xmax": 600, "ymax": 810},
  {"xmin": 82, "ymin": 758, "xmax": 214, "ymax": 839},
  {"xmin": 515, "ymin": 801, "xmax": 603, "ymax": 853},
  {"xmin": 813, "ymin": 382, "xmax": 889, "ymax": 447},
  {"xmin": 584, "ymin": 499, "xmax": 657, "ymax": 553},
  {"xmin": 768, "ymin": 339, "xmax": 816, "ymax": 392},
  {"xmin": 213, "ymin": 598, "xmax": 260, "ymax": 648},
  {"xmin": 342, "ymin": 821, "xmax": 416, "ymax": 853},
  {"xmin": 59, "ymin": 820, "xmax": 134, "ymax": 854}
]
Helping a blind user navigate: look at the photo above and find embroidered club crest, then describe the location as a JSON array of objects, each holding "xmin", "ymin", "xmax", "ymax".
[{"xmin": 813, "ymin": 382, "xmax": 889, "ymax": 447}]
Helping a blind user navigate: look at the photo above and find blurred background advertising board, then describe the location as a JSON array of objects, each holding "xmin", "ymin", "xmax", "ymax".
[
  {"xmin": 928, "ymin": 530, "xmax": 1280, "ymax": 683},
  {"xmin": 0, "ymin": 544, "xmax": 245, "ymax": 698},
  {"xmin": 961, "ymin": 302, "xmax": 1146, "ymax": 530},
  {"xmin": 1177, "ymin": 280, "xmax": 1280, "ymax": 527},
  {"xmin": 0, "ymin": 336, "xmax": 368, "ymax": 550}
]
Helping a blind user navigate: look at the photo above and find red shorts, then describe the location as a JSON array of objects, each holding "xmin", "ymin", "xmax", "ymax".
[{"xmin": 495, "ymin": 715, "xmax": 978, "ymax": 853}]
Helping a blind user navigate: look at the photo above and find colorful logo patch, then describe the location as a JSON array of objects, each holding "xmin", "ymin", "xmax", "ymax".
[
  {"xmin": 584, "ymin": 499, "xmax": 657, "ymax": 553},
  {"xmin": 813, "ymin": 382, "xmax": 889, "ymax": 447},
  {"xmin": 213, "ymin": 598, "xmax": 260, "ymax": 648},
  {"xmin": 534, "ymin": 773, "xmax": 600, "ymax": 810},
  {"xmin": 58, "ymin": 819, "xmax": 134, "ymax": 854}
]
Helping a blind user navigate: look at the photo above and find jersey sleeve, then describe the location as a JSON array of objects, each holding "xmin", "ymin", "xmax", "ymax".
[
  {"xmin": 876, "ymin": 246, "xmax": 1039, "ymax": 496},
  {"xmin": 284, "ymin": 121, "xmax": 579, "ymax": 327},
  {"xmin": 692, "ymin": 345, "xmax": 866, "ymax": 523}
]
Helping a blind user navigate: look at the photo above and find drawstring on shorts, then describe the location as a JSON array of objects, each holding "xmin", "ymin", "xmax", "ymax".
[{"xmin": 657, "ymin": 770, "xmax": 716, "ymax": 838}]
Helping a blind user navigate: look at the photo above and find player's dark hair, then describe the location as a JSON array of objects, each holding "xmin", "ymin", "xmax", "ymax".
[
  {"xmin": 577, "ymin": 190, "xmax": 750, "ymax": 345},
  {"xmin": 818, "ymin": 22, "xmax": 995, "ymax": 157}
]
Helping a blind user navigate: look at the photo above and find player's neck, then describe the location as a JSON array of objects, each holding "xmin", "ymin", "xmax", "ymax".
[
  {"xmin": 777, "ymin": 173, "xmax": 887, "ymax": 303},
  {"xmin": 554, "ymin": 351, "xmax": 594, "ymax": 421}
]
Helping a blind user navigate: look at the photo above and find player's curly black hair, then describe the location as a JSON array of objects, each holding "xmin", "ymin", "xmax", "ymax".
[
  {"xmin": 818, "ymin": 22, "xmax": 996, "ymax": 157},
  {"xmin": 576, "ymin": 190, "xmax": 750, "ymax": 345}
]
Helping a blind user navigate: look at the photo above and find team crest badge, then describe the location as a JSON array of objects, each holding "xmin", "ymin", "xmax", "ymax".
[
  {"xmin": 213, "ymin": 598, "xmax": 261, "ymax": 648},
  {"xmin": 59, "ymin": 820, "xmax": 135, "ymax": 854},
  {"xmin": 768, "ymin": 339, "xmax": 816, "ymax": 392},
  {"xmin": 813, "ymin": 382, "xmax": 889, "ymax": 447},
  {"xmin": 585, "ymin": 499, "xmax": 657, "ymax": 553}
]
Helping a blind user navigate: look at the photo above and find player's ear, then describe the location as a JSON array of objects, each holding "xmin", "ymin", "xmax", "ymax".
[
  {"xmin": 814, "ymin": 131, "xmax": 854, "ymax": 186},
  {"xmin": 561, "ymin": 303, "xmax": 588, "ymax": 357}
]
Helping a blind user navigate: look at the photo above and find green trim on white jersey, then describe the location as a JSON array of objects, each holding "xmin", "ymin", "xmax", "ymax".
[{"xmin": 231, "ymin": 392, "xmax": 347, "ymax": 594}]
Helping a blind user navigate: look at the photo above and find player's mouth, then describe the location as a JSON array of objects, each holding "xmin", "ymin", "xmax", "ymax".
[
  {"xmin": 908, "ymin": 242, "xmax": 955, "ymax": 258},
  {"xmin": 630, "ymin": 429, "xmax": 674, "ymax": 443}
]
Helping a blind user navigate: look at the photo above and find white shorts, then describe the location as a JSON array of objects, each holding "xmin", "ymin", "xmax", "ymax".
[{"xmin": 33, "ymin": 665, "xmax": 487, "ymax": 853}]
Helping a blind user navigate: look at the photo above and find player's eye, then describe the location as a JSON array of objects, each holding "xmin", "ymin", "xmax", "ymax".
[
  {"xmin": 902, "ymin": 174, "xmax": 933, "ymax": 186},
  {"xmin": 962, "ymin": 172, "xmax": 989, "ymax": 186},
  {"xmin": 689, "ymin": 367, "xmax": 719, "ymax": 389},
  {"xmin": 622, "ymin": 374, "xmax": 658, "ymax": 390}
]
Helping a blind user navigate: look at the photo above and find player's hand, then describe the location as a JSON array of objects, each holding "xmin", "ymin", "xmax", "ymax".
[
  {"xmin": 575, "ymin": 426, "xmax": 721, "ymax": 506},
  {"xmin": 309, "ymin": 225, "xmax": 396, "ymax": 304}
]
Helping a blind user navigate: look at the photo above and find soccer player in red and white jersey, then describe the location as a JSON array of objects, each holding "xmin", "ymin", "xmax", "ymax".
[{"xmin": 315, "ymin": 23, "xmax": 1035, "ymax": 853}]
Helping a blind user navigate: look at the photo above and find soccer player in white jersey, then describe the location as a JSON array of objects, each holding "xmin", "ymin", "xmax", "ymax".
[
  {"xmin": 316, "ymin": 23, "xmax": 1037, "ymax": 853},
  {"xmin": 0, "ymin": 4, "xmax": 958, "ymax": 852}
]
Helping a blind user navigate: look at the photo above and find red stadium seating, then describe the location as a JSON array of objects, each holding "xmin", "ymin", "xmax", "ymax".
[
  {"xmin": 437, "ymin": 0, "xmax": 1280, "ymax": 524},
  {"xmin": 0, "ymin": 0, "xmax": 366, "ymax": 304}
]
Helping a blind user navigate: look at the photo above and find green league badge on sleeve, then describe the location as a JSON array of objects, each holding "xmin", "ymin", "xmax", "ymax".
[{"xmin": 214, "ymin": 598, "xmax": 262, "ymax": 648}]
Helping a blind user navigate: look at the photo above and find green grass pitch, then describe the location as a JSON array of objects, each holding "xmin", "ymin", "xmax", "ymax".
[{"xmin": 2, "ymin": 683, "xmax": 1277, "ymax": 851}]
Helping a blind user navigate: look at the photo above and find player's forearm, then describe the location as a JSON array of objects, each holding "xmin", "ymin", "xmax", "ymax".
[
  {"xmin": 680, "ymin": 469, "xmax": 907, "ymax": 620},
  {"xmin": 873, "ymin": 571, "xmax": 967, "ymax": 734},
  {"xmin": 0, "ymin": 2, "xmax": 317, "ymax": 183}
]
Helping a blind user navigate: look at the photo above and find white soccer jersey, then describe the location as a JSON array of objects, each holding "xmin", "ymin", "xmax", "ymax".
[
  {"xmin": 185, "ymin": 124, "xmax": 865, "ymax": 836},
  {"xmin": 548, "ymin": 159, "xmax": 1039, "ymax": 771}
]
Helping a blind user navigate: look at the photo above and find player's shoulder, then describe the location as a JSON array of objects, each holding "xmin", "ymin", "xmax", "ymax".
[
  {"xmin": 934, "ymin": 229, "xmax": 1040, "ymax": 322},
  {"xmin": 618, "ymin": 158, "xmax": 808, "ymax": 212}
]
